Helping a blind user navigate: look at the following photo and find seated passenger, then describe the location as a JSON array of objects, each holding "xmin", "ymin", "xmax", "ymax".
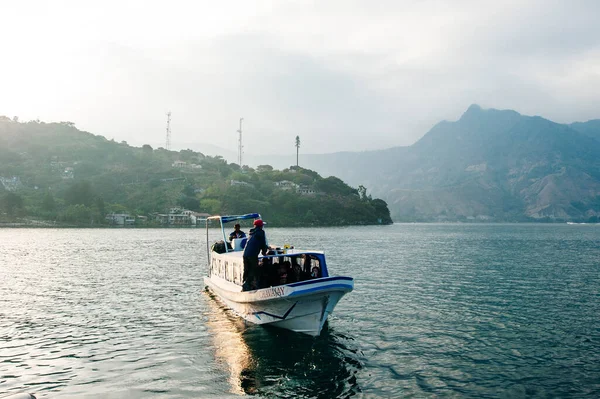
[
  {"xmin": 229, "ymin": 223, "xmax": 246, "ymax": 241},
  {"xmin": 291, "ymin": 257, "xmax": 303, "ymax": 281},
  {"xmin": 278, "ymin": 260, "xmax": 291, "ymax": 285},
  {"xmin": 311, "ymin": 266, "xmax": 321, "ymax": 278},
  {"xmin": 292, "ymin": 264, "xmax": 302, "ymax": 282},
  {"xmin": 300, "ymin": 254, "xmax": 313, "ymax": 280}
]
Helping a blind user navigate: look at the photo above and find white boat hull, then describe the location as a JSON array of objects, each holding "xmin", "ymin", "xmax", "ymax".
[{"xmin": 204, "ymin": 275, "xmax": 353, "ymax": 336}]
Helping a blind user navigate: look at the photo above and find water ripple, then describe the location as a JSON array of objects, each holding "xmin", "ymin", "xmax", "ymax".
[{"xmin": 1, "ymin": 225, "xmax": 599, "ymax": 397}]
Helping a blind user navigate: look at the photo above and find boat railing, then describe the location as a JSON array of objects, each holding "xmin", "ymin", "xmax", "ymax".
[
  {"xmin": 210, "ymin": 254, "xmax": 243, "ymax": 285},
  {"xmin": 210, "ymin": 250, "xmax": 329, "ymax": 288}
]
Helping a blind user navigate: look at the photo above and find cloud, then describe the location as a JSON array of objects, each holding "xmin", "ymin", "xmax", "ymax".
[{"xmin": 0, "ymin": 0, "xmax": 599, "ymax": 155}]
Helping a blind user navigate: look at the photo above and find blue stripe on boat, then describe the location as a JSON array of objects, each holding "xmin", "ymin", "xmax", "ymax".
[
  {"xmin": 287, "ymin": 276, "xmax": 353, "ymax": 288},
  {"xmin": 288, "ymin": 283, "xmax": 353, "ymax": 297}
]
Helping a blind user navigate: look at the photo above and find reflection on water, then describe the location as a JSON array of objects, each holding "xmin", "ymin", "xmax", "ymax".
[
  {"xmin": 204, "ymin": 291, "xmax": 252, "ymax": 395},
  {"xmin": 203, "ymin": 290, "xmax": 362, "ymax": 398}
]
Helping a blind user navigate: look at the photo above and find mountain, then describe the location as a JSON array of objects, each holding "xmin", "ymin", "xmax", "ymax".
[
  {"xmin": 569, "ymin": 120, "xmax": 600, "ymax": 142},
  {"xmin": 282, "ymin": 105, "xmax": 600, "ymax": 222},
  {"xmin": 3, "ymin": 107, "xmax": 599, "ymax": 224}
]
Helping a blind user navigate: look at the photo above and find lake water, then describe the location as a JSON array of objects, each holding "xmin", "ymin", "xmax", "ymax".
[{"xmin": 1, "ymin": 224, "xmax": 599, "ymax": 398}]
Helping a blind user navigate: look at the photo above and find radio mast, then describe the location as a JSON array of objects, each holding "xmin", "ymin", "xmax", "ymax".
[
  {"xmin": 166, "ymin": 112, "xmax": 172, "ymax": 150},
  {"xmin": 237, "ymin": 118, "xmax": 244, "ymax": 167}
]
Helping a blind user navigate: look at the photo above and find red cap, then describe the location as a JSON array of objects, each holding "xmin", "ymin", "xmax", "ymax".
[{"xmin": 253, "ymin": 219, "xmax": 264, "ymax": 227}]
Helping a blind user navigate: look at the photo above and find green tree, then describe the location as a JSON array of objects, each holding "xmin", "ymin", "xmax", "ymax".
[
  {"xmin": 177, "ymin": 195, "xmax": 200, "ymax": 211},
  {"xmin": 200, "ymin": 198, "xmax": 222, "ymax": 214},
  {"xmin": 182, "ymin": 184, "xmax": 196, "ymax": 197},
  {"xmin": 370, "ymin": 198, "xmax": 393, "ymax": 224},
  {"xmin": 142, "ymin": 144, "xmax": 153, "ymax": 154},
  {"xmin": 62, "ymin": 204, "xmax": 92, "ymax": 224},
  {"xmin": 42, "ymin": 191, "xmax": 56, "ymax": 211},
  {"xmin": 257, "ymin": 164, "xmax": 273, "ymax": 173},
  {"xmin": 1, "ymin": 192, "xmax": 23, "ymax": 215},
  {"xmin": 64, "ymin": 181, "xmax": 95, "ymax": 206},
  {"xmin": 96, "ymin": 197, "xmax": 105, "ymax": 218},
  {"xmin": 358, "ymin": 185, "xmax": 367, "ymax": 201},
  {"xmin": 304, "ymin": 209, "xmax": 316, "ymax": 223}
]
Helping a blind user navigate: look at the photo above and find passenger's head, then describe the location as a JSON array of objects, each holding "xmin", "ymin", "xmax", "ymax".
[
  {"xmin": 234, "ymin": 223, "xmax": 241, "ymax": 231},
  {"xmin": 279, "ymin": 262, "xmax": 288, "ymax": 283},
  {"xmin": 253, "ymin": 219, "xmax": 264, "ymax": 228},
  {"xmin": 293, "ymin": 264, "xmax": 302, "ymax": 278},
  {"xmin": 302, "ymin": 254, "xmax": 311, "ymax": 266},
  {"xmin": 311, "ymin": 266, "xmax": 320, "ymax": 278}
]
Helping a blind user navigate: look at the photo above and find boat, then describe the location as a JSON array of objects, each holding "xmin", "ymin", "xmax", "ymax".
[
  {"xmin": 0, "ymin": 393, "xmax": 36, "ymax": 399},
  {"xmin": 203, "ymin": 213, "xmax": 354, "ymax": 336}
]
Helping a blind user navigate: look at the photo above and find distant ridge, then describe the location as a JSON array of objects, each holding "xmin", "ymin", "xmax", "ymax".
[
  {"xmin": 279, "ymin": 105, "xmax": 600, "ymax": 222},
  {"xmin": 570, "ymin": 119, "xmax": 600, "ymax": 142}
]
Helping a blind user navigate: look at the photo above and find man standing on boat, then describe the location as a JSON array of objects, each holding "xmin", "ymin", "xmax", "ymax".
[
  {"xmin": 242, "ymin": 219, "xmax": 268, "ymax": 291},
  {"xmin": 228, "ymin": 223, "xmax": 246, "ymax": 241}
]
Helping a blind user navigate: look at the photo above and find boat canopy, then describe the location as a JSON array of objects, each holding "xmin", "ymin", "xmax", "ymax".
[
  {"xmin": 205, "ymin": 213, "xmax": 262, "ymax": 259},
  {"xmin": 208, "ymin": 213, "xmax": 261, "ymax": 223}
]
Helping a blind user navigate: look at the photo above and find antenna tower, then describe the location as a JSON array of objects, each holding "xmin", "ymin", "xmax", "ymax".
[
  {"xmin": 237, "ymin": 118, "xmax": 244, "ymax": 167},
  {"xmin": 165, "ymin": 112, "xmax": 172, "ymax": 150}
]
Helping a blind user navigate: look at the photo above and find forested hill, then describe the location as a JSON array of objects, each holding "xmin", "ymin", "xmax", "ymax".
[{"xmin": 0, "ymin": 116, "xmax": 392, "ymax": 226}]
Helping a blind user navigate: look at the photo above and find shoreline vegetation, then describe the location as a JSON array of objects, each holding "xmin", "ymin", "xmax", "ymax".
[
  {"xmin": 0, "ymin": 117, "xmax": 392, "ymax": 227},
  {"xmin": 1, "ymin": 220, "xmax": 598, "ymax": 228}
]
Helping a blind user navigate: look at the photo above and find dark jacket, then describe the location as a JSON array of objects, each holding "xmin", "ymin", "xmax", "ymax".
[{"xmin": 243, "ymin": 226, "xmax": 268, "ymax": 257}]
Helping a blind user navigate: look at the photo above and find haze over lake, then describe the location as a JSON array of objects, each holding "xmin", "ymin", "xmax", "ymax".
[
  {"xmin": 1, "ymin": 224, "xmax": 599, "ymax": 398},
  {"xmin": 2, "ymin": 2, "xmax": 600, "ymax": 398}
]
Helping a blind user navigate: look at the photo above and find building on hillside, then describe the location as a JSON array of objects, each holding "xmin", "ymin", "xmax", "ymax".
[
  {"xmin": 156, "ymin": 209, "xmax": 211, "ymax": 226},
  {"xmin": 180, "ymin": 209, "xmax": 212, "ymax": 225},
  {"xmin": 170, "ymin": 213, "xmax": 191, "ymax": 225},
  {"xmin": 156, "ymin": 212, "xmax": 189, "ymax": 225},
  {"xmin": 193, "ymin": 212, "xmax": 211, "ymax": 221},
  {"xmin": 160, "ymin": 177, "xmax": 185, "ymax": 182},
  {"xmin": 105, "ymin": 213, "xmax": 135, "ymax": 226},
  {"xmin": 296, "ymin": 186, "xmax": 317, "ymax": 195},
  {"xmin": 172, "ymin": 161, "xmax": 202, "ymax": 169},
  {"xmin": 275, "ymin": 180, "xmax": 299, "ymax": 190},
  {"xmin": 0, "ymin": 176, "xmax": 22, "ymax": 192},
  {"xmin": 155, "ymin": 214, "xmax": 169, "ymax": 224},
  {"xmin": 63, "ymin": 167, "xmax": 74, "ymax": 179},
  {"xmin": 230, "ymin": 180, "xmax": 254, "ymax": 187},
  {"xmin": 189, "ymin": 211, "xmax": 211, "ymax": 225}
]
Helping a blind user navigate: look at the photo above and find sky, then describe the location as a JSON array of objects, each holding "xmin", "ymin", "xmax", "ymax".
[{"xmin": 1, "ymin": 0, "xmax": 599, "ymax": 157}]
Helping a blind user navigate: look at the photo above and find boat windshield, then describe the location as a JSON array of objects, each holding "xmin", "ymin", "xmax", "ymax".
[{"xmin": 256, "ymin": 253, "xmax": 328, "ymax": 288}]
